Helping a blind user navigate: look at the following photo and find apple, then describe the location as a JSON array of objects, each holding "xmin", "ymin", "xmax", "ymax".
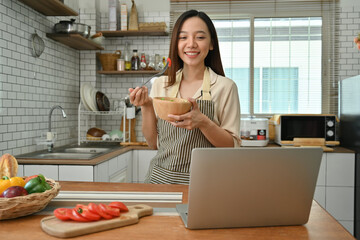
[{"xmin": 2, "ymin": 186, "xmax": 28, "ymax": 198}]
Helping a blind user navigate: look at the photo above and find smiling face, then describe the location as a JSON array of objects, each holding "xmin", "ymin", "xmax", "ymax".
[{"xmin": 177, "ymin": 16, "xmax": 213, "ymax": 70}]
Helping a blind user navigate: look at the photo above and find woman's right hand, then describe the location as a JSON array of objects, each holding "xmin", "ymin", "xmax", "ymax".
[{"xmin": 128, "ymin": 86, "xmax": 151, "ymax": 107}]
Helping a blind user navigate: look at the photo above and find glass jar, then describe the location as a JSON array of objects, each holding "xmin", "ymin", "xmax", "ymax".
[
  {"xmin": 140, "ymin": 53, "xmax": 147, "ymax": 70},
  {"xmin": 117, "ymin": 58, "xmax": 125, "ymax": 71},
  {"xmin": 148, "ymin": 55, "xmax": 155, "ymax": 70}
]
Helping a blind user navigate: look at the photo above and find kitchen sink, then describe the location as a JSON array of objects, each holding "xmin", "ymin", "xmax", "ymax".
[
  {"xmin": 24, "ymin": 152, "xmax": 98, "ymax": 160},
  {"xmin": 16, "ymin": 144, "xmax": 122, "ymax": 160},
  {"xmin": 61, "ymin": 147, "xmax": 113, "ymax": 154}
]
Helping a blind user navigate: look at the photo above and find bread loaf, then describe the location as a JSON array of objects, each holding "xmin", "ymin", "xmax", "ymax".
[{"xmin": 0, "ymin": 154, "xmax": 18, "ymax": 178}]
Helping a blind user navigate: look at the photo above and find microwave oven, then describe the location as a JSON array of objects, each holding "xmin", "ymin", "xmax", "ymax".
[{"xmin": 272, "ymin": 114, "xmax": 339, "ymax": 146}]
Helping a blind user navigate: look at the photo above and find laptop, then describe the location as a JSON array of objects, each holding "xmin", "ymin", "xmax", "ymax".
[{"xmin": 176, "ymin": 147, "xmax": 323, "ymax": 229}]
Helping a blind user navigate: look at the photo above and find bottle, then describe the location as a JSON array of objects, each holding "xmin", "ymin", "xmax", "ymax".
[
  {"xmin": 131, "ymin": 50, "xmax": 140, "ymax": 71},
  {"xmin": 124, "ymin": 42, "xmax": 131, "ymax": 71},
  {"xmin": 155, "ymin": 54, "xmax": 161, "ymax": 70},
  {"xmin": 140, "ymin": 53, "xmax": 147, "ymax": 70}
]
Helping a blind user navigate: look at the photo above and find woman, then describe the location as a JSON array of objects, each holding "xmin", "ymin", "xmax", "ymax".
[{"xmin": 129, "ymin": 10, "xmax": 241, "ymax": 184}]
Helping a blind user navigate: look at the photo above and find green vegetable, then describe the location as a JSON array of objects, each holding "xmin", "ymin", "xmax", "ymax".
[{"xmin": 24, "ymin": 174, "xmax": 51, "ymax": 194}]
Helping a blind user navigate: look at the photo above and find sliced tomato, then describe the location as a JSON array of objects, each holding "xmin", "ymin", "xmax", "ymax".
[
  {"xmin": 74, "ymin": 205, "xmax": 101, "ymax": 221},
  {"xmin": 67, "ymin": 209, "xmax": 91, "ymax": 222},
  {"xmin": 108, "ymin": 201, "xmax": 129, "ymax": 212},
  {"xmin": 99, "ymin": 203, "xmax": 120, "ymax": 217},
  {"xmin": 54, "ymin": 208, "xmax": 72, "ymax": 221},
  {"xmin": 88, "ymin": 203, "xmax": 113, "ymax": 220}
]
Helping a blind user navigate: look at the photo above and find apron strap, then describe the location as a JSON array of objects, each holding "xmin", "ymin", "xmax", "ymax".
[{"xmin": 169, "ymin": 68, "xmax": 212, "ymax": 100}]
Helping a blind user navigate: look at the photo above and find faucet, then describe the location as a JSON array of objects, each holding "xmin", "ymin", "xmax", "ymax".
[{"xmin": 47, "ymin": 105, "xmax": 67, "ymax": 152}]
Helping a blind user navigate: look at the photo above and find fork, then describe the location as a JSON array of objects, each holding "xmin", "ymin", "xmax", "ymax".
[
  {"xmin": 139, "ymin": 58, "xmax": 172, "ymax": 87},
  {"xmin": 126, "ymin": 58, "xmax": 172, "ymax": 107}
]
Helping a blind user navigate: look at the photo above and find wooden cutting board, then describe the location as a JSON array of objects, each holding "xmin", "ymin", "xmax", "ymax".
[{"xmin": 41, "ymin": 204, "xmax": 153, "ymax": 238}]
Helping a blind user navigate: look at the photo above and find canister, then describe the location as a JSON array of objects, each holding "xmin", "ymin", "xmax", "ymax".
[{"xmin": 117, "ymin": 58, "xmax": 125, "ymax": 71}]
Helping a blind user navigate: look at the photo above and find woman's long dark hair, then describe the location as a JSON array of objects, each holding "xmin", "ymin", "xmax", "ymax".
[{"xmin": 166, "ymin": 10, "xmax": 225, "ymax": 87}]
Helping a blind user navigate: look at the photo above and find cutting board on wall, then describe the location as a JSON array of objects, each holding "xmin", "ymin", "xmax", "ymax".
[
  {"xmin": 120, "ymin": 118, "xmax": 136, "ymax": 142},
  {"xmin": 41, "ymin": 204, "xmax": 153, "ymax": 238}
]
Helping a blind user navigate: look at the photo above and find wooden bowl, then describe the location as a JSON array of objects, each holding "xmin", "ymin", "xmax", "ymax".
[
  {"xmin": 153, "ymin": 97, "xmax": 192, "ymax": 121},
  {"xmin": 86, "ymin": 127, "xmax": 106, "ymax": 140}
]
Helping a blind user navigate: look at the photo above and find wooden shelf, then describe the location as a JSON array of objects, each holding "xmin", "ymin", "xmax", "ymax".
[
  {"xmin": 98, "ymin": 31, "xmax": 168, "ymax": 38},
  {"xmin": 46, "ymin": 33, "xmax": 104, "ymax": 50},
  {"xmin": 18, "ymin": 0, "xmax": 78, "ymax": 16},
  {"xmin": 98, "ymin": 70, "xmax": 160, "ymax": 75}
]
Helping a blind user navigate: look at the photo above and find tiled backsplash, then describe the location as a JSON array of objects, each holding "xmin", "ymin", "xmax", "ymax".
[
  {"xmin": 0, "ymin": 0, "xmax": 80, "ymax": 156},
  {"xmin": 338, "ymin": 3, "xmax": 360, "ymax": 81},
  {"xmin": 0, "ymin": 0, "xmax": 169, "ymax": 156}
]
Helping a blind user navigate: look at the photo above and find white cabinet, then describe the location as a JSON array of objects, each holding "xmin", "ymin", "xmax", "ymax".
[
  {"xmin": 314, "ymin": 152, "xmax": 355, "ymax": 235},
  {"xmin": 23, "ymin": 165, "xmax": 59, "ymax": 180},
  {"xmin": 132, "ymin": 150, "xmax": 157, "ymax": 183},
  {"xmin": 59, "ymin": 165, "xmax": 94, "ymax": 182},
  {"xmin": 93, "ymin": 151, "xmax": 133, "ymax": 183}
]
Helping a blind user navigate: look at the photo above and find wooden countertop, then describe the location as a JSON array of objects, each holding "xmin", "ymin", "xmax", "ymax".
[{"xmin": 0, "ymin": 182, "xmax": 355, "ymax": 240}]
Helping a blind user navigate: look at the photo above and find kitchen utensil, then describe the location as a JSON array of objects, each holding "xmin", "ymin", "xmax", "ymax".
[
  {"xmin": 90, "ymin": 32, "xmax": 105, "ymax": 45},
  {"xmin": 152, "ymin": 97, "xmax": 192, "ymax": 121},
  {"xmin": 82, "ymin": 83, "xmax": 98, "ymax": 111},
  {"xmin": 80, "ymin": 84, "xmax": 92, "ymax": 111},
  {"xmin": 123, "ymin": 58, "xmax": 172, "ymax": 107},
  {"xmin": 95, "ymin": 91, "xmax": 110, "ymax": 111},
  {"xmin": 87, "ymin": 127, "xmax": 106, "ymax": 140},
  {"xmin": 31, "ymin": 30, "xmax": 45, "ymax": 57},
  {"xmin": 54, "ymin": 19, "xmax": 91, "ymax": 38},
  {"xmin": 140, "ymin": 58, "xmax": 171, "ymax": 87},
  {"xmin": 41, "ymin": 204, "xmax": 153, "ymax": 238},
  {"xmin": 109, "ymin": 130, "xmax": 123, "ymax": 140},
  {"xmin": 120, "ymin": 118, "xmax": 137, "ymax": 142}
]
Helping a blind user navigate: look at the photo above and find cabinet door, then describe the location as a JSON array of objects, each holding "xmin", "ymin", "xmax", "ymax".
[
  {"xmin": 24, "ymin": 165, "xmax": 59, "ymax": 180},
  {"xmin": 133, "ymin": 150, "xmax": 157, "ymax": 183},
  {"xmin": 95, "ymin": 161, "xmax": 109, "ymax": 182},
  {"xmin": 59, "ymin": 165, "xmax": 94, "ymax": 182}
]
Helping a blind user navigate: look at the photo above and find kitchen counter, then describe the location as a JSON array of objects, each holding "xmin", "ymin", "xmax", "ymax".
[
  {"xmin": 0, "ymin": 182, "xmax": 355, "ymax": 240},
  {"xmin": 16, "ymin": 143, "xmax": 353, "ymax": 166}
]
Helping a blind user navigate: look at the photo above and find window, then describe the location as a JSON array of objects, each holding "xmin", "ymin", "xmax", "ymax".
[
  {"xmin": 215, "ymin": 17, "xmax": 322, "ymax": 115},
  {"xmin": 171, "ymin": 0, "xmax": 338, "ymax": 116}
]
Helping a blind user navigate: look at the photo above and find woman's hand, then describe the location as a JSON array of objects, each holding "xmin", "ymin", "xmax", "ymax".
[
  {"xmin": 128, "ymin": 86, "xmax": 151, "ymax": 107},
  {"xmin": 167, "ymin": 98, "xmax": 207, "ymax": 130}
]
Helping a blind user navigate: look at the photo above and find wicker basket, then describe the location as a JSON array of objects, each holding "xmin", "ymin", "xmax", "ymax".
[
  {"xmin": 98, "ymin": 50, "xmax": 122, "ymax": 71},
  {"xmin": 0, "ymin": 178, "xmax": 60, "ymax": 220}
]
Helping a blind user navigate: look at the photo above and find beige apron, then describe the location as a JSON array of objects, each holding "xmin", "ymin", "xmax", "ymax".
[{"xmin": 145, "ymin": 68, "xmax": 215, "ymax": 184}]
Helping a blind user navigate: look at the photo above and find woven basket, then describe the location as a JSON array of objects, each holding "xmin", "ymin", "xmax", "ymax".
[
  {"xmin": 0, "ymin": 178, "xmax": 60, "ymax": 220},
  {"xmin": 98, "ymin": 50, "xmax": 122, "ymax": 71}
]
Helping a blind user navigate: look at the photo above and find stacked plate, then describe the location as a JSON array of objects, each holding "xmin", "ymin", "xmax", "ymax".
[{"xmin": 80, "ymin": 83, "xmax": 110, "ymax": 111}]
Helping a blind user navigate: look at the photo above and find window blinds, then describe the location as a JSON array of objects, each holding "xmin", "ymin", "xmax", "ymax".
[{"xmin": 170, "ymin": 0, "xmax": 339, "ymax": 115}]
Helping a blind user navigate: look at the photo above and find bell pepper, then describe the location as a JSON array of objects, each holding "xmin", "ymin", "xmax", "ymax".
[
  {"xmin": 24, "ymin": 174, "xmax": 51, "ymax": 194},
  {"xmin": 0, "ymin": 176, "xmax": 26, "ymax": 194}
]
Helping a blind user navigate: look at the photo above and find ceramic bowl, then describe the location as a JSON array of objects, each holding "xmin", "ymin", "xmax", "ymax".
[
  {"xmin": 152, "ymin": 97, "xmax": 192, "ymax": 121},
  {"xmin": 96, "ymin": 91, "xmax": 110, "ymax": 111}
]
